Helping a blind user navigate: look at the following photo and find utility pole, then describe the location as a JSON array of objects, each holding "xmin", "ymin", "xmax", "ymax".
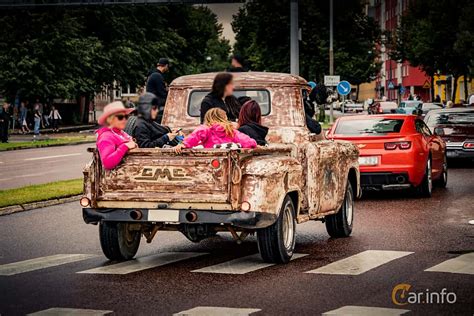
[
  {"xmin": 329, "ymin": 0, "xmax": 334, "ymax": 123},
  {"xmin": 290, "ymin": 0, "xmax": 299, "ymax": 75}
]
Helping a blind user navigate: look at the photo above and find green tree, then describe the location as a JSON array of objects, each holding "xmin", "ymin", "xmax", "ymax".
[
  {"xmin": 394, "ymin": 0, "xmax": 473, "ymax": 101},
  {"xmin": 0, "ymin": 5, "xmax": 230, "ymax": 122},
  {"xmin": 232, "ymin": 0, "xmax": 381, "ymax": 100}
]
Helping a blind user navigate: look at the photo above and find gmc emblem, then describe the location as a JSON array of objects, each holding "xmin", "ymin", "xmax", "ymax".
[{"xmin": 134, "ymin": 167, "xmax": 192, "ymax": 182}]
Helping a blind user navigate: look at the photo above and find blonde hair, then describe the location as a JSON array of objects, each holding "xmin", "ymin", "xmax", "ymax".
[{"xmin": 204, "ymin": 108, "xmax": 234, "ymax": 137}]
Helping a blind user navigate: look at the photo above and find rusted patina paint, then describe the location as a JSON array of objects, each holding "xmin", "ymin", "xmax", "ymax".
[{"xmin": 84, "ymin": 72, "xmax": 360, "ymax": 221}]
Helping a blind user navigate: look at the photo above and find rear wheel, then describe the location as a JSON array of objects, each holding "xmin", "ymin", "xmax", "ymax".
[
  {"xmin": 257, "ymin": 196, "xmax": 296, "ymax": 264},
  {"xmin": 434, "ymin": 155, "xmax": 448, "ymax": 188},
  {"xmin": 99, "ymin": 222, "xmax": 141, "ymax": 261},
  {"xmin": 325, "ymin": 181, "xmax": 354, "ymax": 238},
  {"xmin": 417, "ymin": 159, "xmax": 433, "ymax": 197}
]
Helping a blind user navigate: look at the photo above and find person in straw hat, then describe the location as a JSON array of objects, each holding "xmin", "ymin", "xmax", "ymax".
[{"xmin": 96, "ymin": 101, "xmax": 137, "ymax": 170}]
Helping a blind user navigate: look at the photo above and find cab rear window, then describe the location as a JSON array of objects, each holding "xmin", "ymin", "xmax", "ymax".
[
  {"xmin": 335, "ymin": 118, "xmax": 405, "ymax": 135},
  {"xmin": 188, "ymin": 90, "xmax": 271, "ymax": 117}
]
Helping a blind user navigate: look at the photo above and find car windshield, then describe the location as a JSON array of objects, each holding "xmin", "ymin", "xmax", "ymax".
[
  {"xmin": 188, "ymin": 89, "xmax": 271, "ymax": 117},
  {"xmin": 426, "ymin": 112, "xmax": 474, "ymax": 128},
  {"xmin": 335, "ymin": 118, "xmax": 405, "ymax": 135}
]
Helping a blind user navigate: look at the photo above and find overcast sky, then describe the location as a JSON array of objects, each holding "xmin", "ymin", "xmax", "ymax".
[{"xmin": 204, "ymin": 3, "xmax": 243, "ymax": 46}]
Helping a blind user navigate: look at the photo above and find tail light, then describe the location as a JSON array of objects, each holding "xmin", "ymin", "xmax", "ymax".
[
  {"xmin": 241, "ymin": 201, "xmax": 251, "ymax": 212},
  {"xmin": 80, "ymin": 197, "xmax": 91, "ymax": 207},
  {"xmin": 211, "ymin": 159, "xmax": 220, "ymax": 169},
  {"xmin": 384, "ymin": 141, "xmax": 411, "ymax": 150},
  {"xmin": 377, "ymin": 105, "xmax": 382, "ymax": 113},
  {"xmin": 463, "ymin": 142, "xmax": 474, "ymax": 149}
]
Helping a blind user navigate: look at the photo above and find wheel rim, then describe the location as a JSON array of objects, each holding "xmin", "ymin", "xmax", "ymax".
[
  {"xmin": 345, "ymin": 187, "xmax": 354, "ymax": 226},
  {"xmin": 122, "ymin": 224, "xmax": 138, "ymax": 247},
  {"xmin": 427, "ymin": 160, "xmax": 432, "ymax": 193},
  {"xmin": 282, "ymin": 204, "xmax": 295, "ymax": 251}
]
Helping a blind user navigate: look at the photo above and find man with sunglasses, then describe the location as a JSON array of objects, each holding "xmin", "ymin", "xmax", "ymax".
[{"xmin": 134, "ymin": 93, "xmax": 180, "ymax": 148}]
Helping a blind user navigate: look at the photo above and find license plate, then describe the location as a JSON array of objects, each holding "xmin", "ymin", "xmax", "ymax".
[
  {"xmin": 148, "ymin": 209, "xmax": 180, "ymax": 222},
  {"xmin": 446, "ymin": 151, "xmax": 457, "ymax": 157},
  {"xmin": 358, "ymin": 156, "xmax": 379, "ymax": 166}
]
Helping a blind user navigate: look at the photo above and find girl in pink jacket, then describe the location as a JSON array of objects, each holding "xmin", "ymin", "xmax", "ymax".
[
  {"xmin": 178, "ymin": 108, "xmax": 257, "ymax": 151},
  {"xmin": 96, "ymin": 101, "xmax": 137, "ymax": 170}
]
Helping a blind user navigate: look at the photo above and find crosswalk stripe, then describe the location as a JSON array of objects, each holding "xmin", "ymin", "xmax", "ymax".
[
  {"xmin": 173, "ymin": 306, "xmax": 261, "ymax": 315},
  {"xmin": 425, "ymin": 252, "xmax": 474, "ymax": 275},
  {"xmin": 28, "ymin": 308, "xmax": 113, "ymax": 315},
  {"xmin": 191, "ymin": 253, "xmax": 308, "ymax": 274},
  {"xmin": 0, "ymin": 254, "xmax": 97, "ymax": 276},
  {"xmin": 78, "ymin": 252, "xmax": 207, "ymax": 275},
  {"xmin": 323, "ymin": 305, "xmax": 410, "ymax": 315},
  {"xmin": 305, "ymin": 250, "xmax": 413, "ymax": 275}
]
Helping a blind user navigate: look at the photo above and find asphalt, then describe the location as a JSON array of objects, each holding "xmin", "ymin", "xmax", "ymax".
[
  {"xmin": 0, "ymin": 163, "xmax": 472, "ymax": 315},
  {"xmin": 0, "ymin": 143, "xmax": 92, "ymax": 190}
]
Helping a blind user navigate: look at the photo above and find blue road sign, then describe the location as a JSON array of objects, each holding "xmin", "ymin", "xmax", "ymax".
[
  {"xmin": 400, "ymin": 86, "xmax": 406, "ymax": 94},
  {"xmin": 388, "ymin": 81, "xmax": 395, "ymax": 89},
  {"xmin": 337, "ymin": 80, "xmax": 351, "ymax": 96}
]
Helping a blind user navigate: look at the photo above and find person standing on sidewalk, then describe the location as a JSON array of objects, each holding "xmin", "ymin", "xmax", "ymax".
[
  {"xmin": 0, "ymin": 102, "xmax": 11, "ymax": 143},
  {"xmin": 146, "ymin": 58, "xmax": 169, "ymax": 124},
  {"xmin": 33, "ymin": 105, "xmax": 41, "ymax": 139},
  {"xmin": 48, "ymin": 105, "xmax": 62, "ymax": 132},
  {"xmin": 19, "ymin": 102, "xmax": 30, "ymax": 134}
]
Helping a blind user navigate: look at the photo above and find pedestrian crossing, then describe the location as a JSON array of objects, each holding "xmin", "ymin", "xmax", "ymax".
[
  {"xmin": 305, "ymin": 250, "xmax": 413, "ymax": 275},
  {"xmin": 28, "ymin": 308, "xmax": 113, "ymax": 316},
  {"xmin": 0, "ymin": 254, "xmax": 97, "ymax": 276},
  {"xmin": 1, "ymin": 250, "xmax": 472, "ymax": 277},
  {"xmin": 322, "ymin": 305, "xmax": 410, "ymax": 315},
  {"xmin": 173, "ymin": 306, "xmax": 261, "ymax": 316}
]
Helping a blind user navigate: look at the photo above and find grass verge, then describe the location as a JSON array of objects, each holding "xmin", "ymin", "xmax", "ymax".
[
  {"xmin": 0, "ymin": 179, "xmax": 83, "ymax": 208},
  {"xmin": 0, "ymin": 136, "xmax": 95, "ymax": 151}
]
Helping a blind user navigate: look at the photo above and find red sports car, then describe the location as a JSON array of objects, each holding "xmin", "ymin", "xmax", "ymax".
[{"xmin": 327, "ymin": 114, "xmax": 447, "ymax": 196}]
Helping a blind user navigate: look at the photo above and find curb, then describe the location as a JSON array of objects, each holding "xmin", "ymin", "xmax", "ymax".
[
  {"xmin": 0, "ymin": 195, "xmax": 81, "ymax": 216},
  {"xmin": 1, "ymin": 140, "xmax": 95, "ymax": 152}
]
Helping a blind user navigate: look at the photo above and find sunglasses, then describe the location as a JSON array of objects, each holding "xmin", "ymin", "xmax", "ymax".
[{"xmin": 115, "ymin": 114, "xmax": 130, "ymax": 121}]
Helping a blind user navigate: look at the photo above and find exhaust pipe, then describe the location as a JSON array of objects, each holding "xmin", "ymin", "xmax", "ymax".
[
  {"xmin": 396, "ymin": 176, "xmax": 406, "ymax": 184},
  {"xmin": 185, "ymin": 211, "xmax": 198, "ymax": 222},
  {"xmin": 130, "ymin": 210, "xmax": 143, "ymax": 220}
]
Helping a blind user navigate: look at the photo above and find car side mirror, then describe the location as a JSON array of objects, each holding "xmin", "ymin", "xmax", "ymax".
[{"xmin": 434, "ymin": 127, "xmax": 444, "ymax": 136}]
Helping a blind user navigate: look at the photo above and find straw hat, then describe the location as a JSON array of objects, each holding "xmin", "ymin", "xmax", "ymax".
[{"xmin": 98, "ymin": 101, "xmax": 134, "ymax": 125}]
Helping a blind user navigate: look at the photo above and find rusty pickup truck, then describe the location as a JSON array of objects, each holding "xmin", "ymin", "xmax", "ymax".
[{"xmin": 81, "ymin": 72, "xmax": 360, "ymax": 263}]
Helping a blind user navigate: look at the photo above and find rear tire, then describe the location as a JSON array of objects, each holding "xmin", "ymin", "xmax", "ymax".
[
  {"xmin": 325, "ymin": 181, "xmax": 354, "ymax": 238},
  {"xmin": 124, "ymin": 116, "xmax": 138, "ymax": 137},
  {"xmin": 257, "ymin": 196, "xmax": 296, "ymax": 264},
  {"xmin": 434, "ymin": 155, "xmax": 448, "ymax": 188},
  {"xmin": 99, "ymin": 222, "xmax": 141, "ymax": 261},
  {"xmin": 417, "ymin": 159, "xmax": 433, "ymax": 197}
]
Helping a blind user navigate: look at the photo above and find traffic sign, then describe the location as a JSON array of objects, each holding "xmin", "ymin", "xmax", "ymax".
[
  {"xmin": 337, "ymin": 80, "xmax": 351, "ymax": 96},
  {"xmin": 388, "ymin": 81, "xmax": 395, "ymax": 89},
  {"xmin": 400, "ymin": 86, "xmax": 406, "ymax": 94},
  {"xmin": 324, "ymin": 75, "xmax": 340, "ymax": 86}
]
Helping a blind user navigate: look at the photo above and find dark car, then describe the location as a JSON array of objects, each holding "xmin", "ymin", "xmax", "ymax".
[{"xmin": 424, "ymin": 108, "xmax": 474, "ymax": 159}]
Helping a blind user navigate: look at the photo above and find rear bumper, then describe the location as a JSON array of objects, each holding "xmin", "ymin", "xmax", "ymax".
[
  {"xmin": 360, "ymin": 172, "xmax": 412, "ymax": 190},
  {"xmin": 446, "ymin": 147, "xmax": 474, "ymax": 159},
  {"xmin": 82, "ymin": 208, "xmax": 277, "ymax": 229}
]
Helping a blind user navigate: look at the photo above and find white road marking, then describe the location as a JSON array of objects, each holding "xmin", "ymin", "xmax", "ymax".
[
  {"xmin": 24, "ymin": 153, "xmax": 82, "ymax": 161},
  {"xmin": 323, "ymin": 305, "xmax": 410, "ymax": 315},
  {"xmin": 0, "ymin": 254, "xmax": 97, "ymax": 276},
  {"xmin": 425, "ymin": 252, "xmax": 474, "ymax": 275},
  {"xmin": 28, "ymin": 308, "xmax": 113, "ymax": 315},
  {"xmin": 0, "ymin": 171, "xmax": 52, "ymax": 182},
  {"xmin": 305, "ymin": 250, "xmax": 413, "ymax": 275},
  {"xmin": 78, "ymin": 252, "xmax": 207, "ymax": 275},
  {"xmin": 192, "ymin": 253, "xmax": 308, "ymax": 274},
  {"xmin": 174, "ymin": 306, "xmax": 261, "ymax": 316}
]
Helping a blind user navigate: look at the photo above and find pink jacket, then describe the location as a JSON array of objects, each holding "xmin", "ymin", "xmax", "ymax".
[
  {"xmin": 183, "ymin": 124, "xmax": 257, "ymax": 149},
  {"xmin": 96, "ymin": 127, "xmax": 132, "ymax": 170}
]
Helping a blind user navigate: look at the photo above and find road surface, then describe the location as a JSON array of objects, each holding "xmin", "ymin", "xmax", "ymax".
[
  {"xmin": 0, "ymin": 143, "xmax": 92, "ymax": 190},
  {"xmin": 0, "ymin": 165, "xmax": 472, "ymax": 315}
]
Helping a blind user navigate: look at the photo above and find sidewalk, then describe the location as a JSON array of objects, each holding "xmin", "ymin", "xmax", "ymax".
[{"xmin": 10, "ymin": 124, "xmax": 96, "ymax": 136}]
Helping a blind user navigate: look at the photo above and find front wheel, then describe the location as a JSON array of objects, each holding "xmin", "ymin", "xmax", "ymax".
[
  {"xmin": 99, "ymin": 222, "xmax": 141, "ymax": 261},
  {"xmin": 257, "ymin": 195, "xmax": 296, "ymax": 264},
  {"xmin": 325, "ymin": 181, "xmax": 354, "ymax": 238}
]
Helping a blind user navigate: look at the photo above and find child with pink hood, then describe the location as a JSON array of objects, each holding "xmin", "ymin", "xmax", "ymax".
[
  {"xmin": 96, "ymin": 101, "xmax": 137, "ymax": 170},
  {"xmin": 175, "ymin": 108, "xmax": 257, "ymax": 152}
]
